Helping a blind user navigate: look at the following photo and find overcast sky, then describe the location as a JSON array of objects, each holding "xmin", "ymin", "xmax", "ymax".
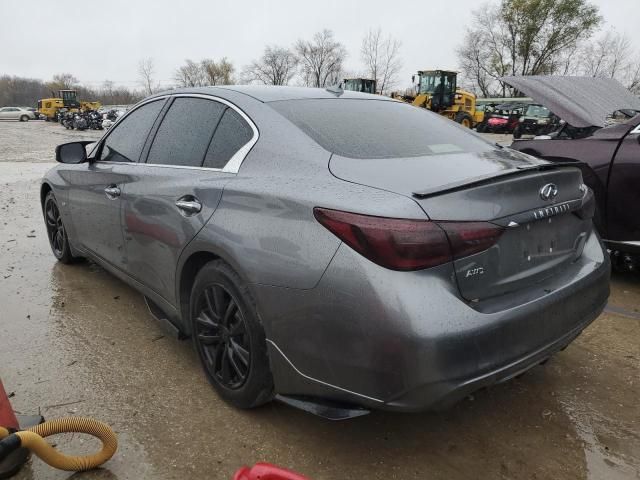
[{"xmin": 1, "ymin": 0, "xmax": 637, "ymax": 90}]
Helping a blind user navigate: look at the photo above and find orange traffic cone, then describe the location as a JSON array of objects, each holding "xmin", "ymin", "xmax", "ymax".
[
  {"xmin": 0, "ymin": 379, "xmax": 37, "ymax": 479},
  {"xmin": 0, "ymin": 380, "xmax": 18, "ymax": 431}
]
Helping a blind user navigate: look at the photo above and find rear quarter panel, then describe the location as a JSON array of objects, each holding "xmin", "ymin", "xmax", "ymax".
[{"xmin": 180, "ymin": 98, "xmax": 429, "ymax": 291}]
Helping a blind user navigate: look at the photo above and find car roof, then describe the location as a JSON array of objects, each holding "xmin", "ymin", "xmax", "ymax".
[{"xmin": 154, "ymin": 85, "xmax": 393, "ymax": 103}]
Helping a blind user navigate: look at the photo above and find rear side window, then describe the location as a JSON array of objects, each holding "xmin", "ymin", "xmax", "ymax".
[
  {"xmin": 270, "ymin": 99, "xmax": 493, "ymax": 159},
  {"xmin": 203, "ymin": 108, "xmax": 254, "ymax": 169},
  {"xmin": 147, "ymin": 97, "xmax": 225, "ymax": 167},
  {"xmin": 100, "ymin": 100, "xmax": 164, "ymax": 163}
]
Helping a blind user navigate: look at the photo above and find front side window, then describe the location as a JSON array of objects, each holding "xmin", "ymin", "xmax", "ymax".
[
  {"xmin": 526, "ymin": 105, "xmax": 551, "ymax": 117},
  {"xmin": 419, "ymin": 73, "xmax": 441, "ymax": 95},
  {"xmin": 147, "ymin": 97, "xmax": 226, "ymax": 167},
  {"xmin": 99, "ymin": 99, "xmax": 164, "ymax": 163}
]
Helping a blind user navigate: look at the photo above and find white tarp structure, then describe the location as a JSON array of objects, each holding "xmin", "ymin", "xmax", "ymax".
[{"xmin": 501, "ymin": 76, "xmax": 640, "ymax": 128}]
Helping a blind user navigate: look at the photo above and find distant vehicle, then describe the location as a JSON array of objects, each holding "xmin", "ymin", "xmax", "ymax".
[
  {"xmin": 0, "ymin": 106, "xmax": 36, "ymax": 121},
  {"xmin": 342, "ymin": 78, "xmax": 377, "ymax": 94},
  {"xmin": 476, "ymin": 103, "xmax": 526, "ymax": 133},
  {"xmin": 476, "ymin": 97, "xmax": 533, "ymax": 110},
  {"xmin": 513, "ymin": 104, "xmax": 560, "ymax": 138},
  {"xmin": 20, "ymin": 107, "xmax": 41, "ymax": 119},
  {"xmin": 42, "ymin": 85, "xmax": 609, "ymax": 416},
  {"xmin": 394, "ymin": 70, "xmax": 483, "ymax": 128},
  {"xmin": 505, "ymin": 75, "xmax": 640, "ymax": 272},
  {"xmin": 37, "ymin": 89, "xmax": 101, "ymax": 122}
]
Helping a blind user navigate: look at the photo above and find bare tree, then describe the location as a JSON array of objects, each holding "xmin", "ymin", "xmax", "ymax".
[
  {"xmin": 201, "ymin": 58, "xmax": 235, "ymax": 85},
  {"xmin": 174, "ymin": 59, "xmax": 206, "ymax": 87},
  {"xmin": 578, "ymin": 30, "xmax": 631, "ymax": 77},
  {"xmin": 573, "ymin": 30, "xmax": 640, "ymax": 93},
  {"xmin": 295, "ymin": 29, "xmax": 347, "ymax": 87},
  {"xmin": 628, "ymin": 60, "xmax": 640, "ymax": 94},
  {"xmin": 242, "ymin": 46, "xmax": 298, "ymax": 85},
  {"xmin": 360, "ymin": 28, "xmax": 402, "ymax": 94},
  {"xmin": 457, "ymin": 0, "xmax": 601, "ymax": 96},
  {"xmin": 47, "ymin": 73, "xmax": 79, "ymax": 93},
  {"xmin": 138, "ymin": 58, "xmax": 159, "ymax": 95},
  {"xmin": 457, "ymin": 4, "xmax": 515, "ymax": 97}
]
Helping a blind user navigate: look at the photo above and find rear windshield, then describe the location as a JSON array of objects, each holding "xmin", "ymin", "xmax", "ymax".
[{"xmin": 269, "ymin": 99, "xmax": 494, "ymax": 159}]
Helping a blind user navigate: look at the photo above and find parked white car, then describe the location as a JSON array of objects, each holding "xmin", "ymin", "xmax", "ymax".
[{"xmin": 0, "ymin": 107, "xmax": 36, "ymax": 121}]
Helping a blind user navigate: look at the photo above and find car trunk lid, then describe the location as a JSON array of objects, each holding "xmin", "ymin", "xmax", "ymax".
[{"xmin": 330, "ymin": 149, "xmax": 593, "ymax": 300}]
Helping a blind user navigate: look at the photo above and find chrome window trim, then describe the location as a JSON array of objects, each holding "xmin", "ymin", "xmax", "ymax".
[
  {"xmin": 169, "ymin": 93, "xmax": 259, "ymax": 173},
  {"xmin": 92, "ymin": 160, "xmax": 227, "ymax": 174},
  {"xmin": 93, "ymin": 92, "xmax": 259, "ymax": 173}
]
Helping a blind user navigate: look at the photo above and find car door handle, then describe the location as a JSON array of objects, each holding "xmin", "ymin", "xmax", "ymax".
[
  {"xmin": 175, "ymin": 197, "xmax": 202, "ymax": 215},
  {"xmin": 104, "ymin": 185, "xmax": 121, "ymax": 199}
]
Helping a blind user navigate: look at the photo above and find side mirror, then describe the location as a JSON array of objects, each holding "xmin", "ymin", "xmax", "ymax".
[{"xmin": 55, "ymin": 141, "xmax": 93, "ymax": 164}]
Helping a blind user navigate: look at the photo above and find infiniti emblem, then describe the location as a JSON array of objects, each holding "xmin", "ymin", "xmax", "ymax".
[{"xmin": 540, "ymin": 183, "xmax": 558, "ymax": 201}]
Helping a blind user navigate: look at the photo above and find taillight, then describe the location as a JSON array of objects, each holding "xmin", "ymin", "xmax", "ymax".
[
  {"xmin": 575, "ymin": 187, "xmax": 595, "ymax": 220},
  {"xmin": 314, "ymin": 208, "xmax": 504, "ymax": 271},
  {"xmin": 438, "ymin": 222, "xmax": 505, "ymax": 260}
]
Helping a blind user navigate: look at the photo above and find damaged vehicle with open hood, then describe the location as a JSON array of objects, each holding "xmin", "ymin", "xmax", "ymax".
[{"xmin": 507, "ymin": 76, "xmax": 640, "ymax": 272}]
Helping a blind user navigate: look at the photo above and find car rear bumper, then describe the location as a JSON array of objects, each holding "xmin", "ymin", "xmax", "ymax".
[{"xmin": 256, "ymin": 229, "xmax": 610, "ymax": 412}]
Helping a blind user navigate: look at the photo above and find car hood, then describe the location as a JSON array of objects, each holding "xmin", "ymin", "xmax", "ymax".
[{"xmin": 501, "ymin": 76, "xmax": 640, "ymax": 128}]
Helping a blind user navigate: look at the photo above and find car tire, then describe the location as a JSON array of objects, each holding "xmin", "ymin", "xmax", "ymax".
[
  {"xmin": 43, "ymin": 191, "xmax": 81, "ymax": 264},
  {"xmin": 190, "ymin": 260, "xmax": 274, "ymax": 409},
  {"xmin": 513, "ymin": 126, "xmax": 522, "ymax": 139},
  {"xmin": 19, "ymin": 115, "xmax": 29, "ymax": 122},
  {"xmin": 454, "ymin": 112, "xmax": 473, "ymax": 128}
]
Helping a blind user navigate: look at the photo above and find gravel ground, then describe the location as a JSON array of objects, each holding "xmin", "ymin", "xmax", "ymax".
[
  {"xmin": 0, "ymin": 120, "xmax": 103, "ymax": 163},
  {"xmin": 0, "ymin": 120, "xmax": 638, "ymax": 480}
]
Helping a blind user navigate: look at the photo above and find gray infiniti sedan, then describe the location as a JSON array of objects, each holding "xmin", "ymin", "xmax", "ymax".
[{"xmin": 41, "ymin": 86, "xmax": 610, "ymax": 417}]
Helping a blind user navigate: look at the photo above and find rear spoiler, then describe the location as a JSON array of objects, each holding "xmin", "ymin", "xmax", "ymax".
[{"xmin": 412, "ymin": 162, "xmax": 583, "ymax": 199}]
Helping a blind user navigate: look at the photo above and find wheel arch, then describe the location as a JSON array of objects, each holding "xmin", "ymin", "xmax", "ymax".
[
  {"xmin": 176, "ymin": 244, "xmax": 261, "ymax": 336},
  {"xmin": 40, "ymin": 182, "xmax": 53, "ymax": 208},
  {"xmin": 177, "ymin": 251, "xmax": 220, "ymax": 334}
]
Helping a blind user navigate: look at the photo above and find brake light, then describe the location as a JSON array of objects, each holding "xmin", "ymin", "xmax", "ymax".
[
  {"xmin": 314, "ymin": 208, "xmax": 504, "ymax": 271},
  {"xmin": 438, "ymin": 222, "xmax": 505, "ymax": 260},
  {"xmin": 314, "ymin": 208, "xmax": 450, "ymax": 270}
]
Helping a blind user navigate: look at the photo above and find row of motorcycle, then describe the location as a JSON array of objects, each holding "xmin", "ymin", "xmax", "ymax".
[{"xmin": 57, "ymin": 109, "xmax": 120, "ymax": 131}]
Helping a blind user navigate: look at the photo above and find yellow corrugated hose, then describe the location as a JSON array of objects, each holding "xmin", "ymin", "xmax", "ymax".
[{"xmin": 0, "ymin": 417, "xmax": 117, "ymax": 471}]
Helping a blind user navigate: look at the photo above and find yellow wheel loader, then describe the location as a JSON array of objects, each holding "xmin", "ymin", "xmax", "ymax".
[
  {"xmin": 395, "ymin": 70, "xmax": 483, "ymax": 128},
  {"xmin": 37, "ymin": 90, "xmax": 101, "ymax": 122}
]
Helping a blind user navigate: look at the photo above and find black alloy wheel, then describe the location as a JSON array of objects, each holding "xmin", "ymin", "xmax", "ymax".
[
  {"xmin": 43, "ymin": 191, "xmax": 79, "ymax": 263},
  {"xmin": 194, "ymin": 283, "xmax": 251, "ymax": 390},
  {"xmin": 45, "ymin": 196, "xmax": 66, "ymax": 258},
  {"xmin": 190, "ymin": 260, "xmax": 273, "ymax": 408}
]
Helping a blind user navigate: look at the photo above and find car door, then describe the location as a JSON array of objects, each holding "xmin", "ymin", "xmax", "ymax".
[
  {"xmin": 0, "ymin": 108, "xmax": 17, "ymax": 119},
  {"xmin": 606, "ymin": 124, "xmax": 640, "ymax": 242},
  {"xmin": 121, "ymin": 94, "xmax": 257, "ymax": 306},
  {"xmin": 63, "ymin": 98, "xmax": 166, "ymax": 269}
]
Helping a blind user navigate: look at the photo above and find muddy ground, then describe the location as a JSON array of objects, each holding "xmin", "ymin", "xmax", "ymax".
[{"xmin": 0, "ymin": 121, "xmax": 638, "ymax": 479}]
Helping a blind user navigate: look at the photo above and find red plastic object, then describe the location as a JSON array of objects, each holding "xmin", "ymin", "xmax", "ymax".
[
  {"xmin": 233, "ymin": 463, "xmax": 310, "ymax": 480},
  {"xmin": 0, "ymin": 379, "xmax": 18, "ymax": 430}
]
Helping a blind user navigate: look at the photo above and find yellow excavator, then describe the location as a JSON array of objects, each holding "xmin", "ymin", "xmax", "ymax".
[
  {"xmin": 37, "ymin": 90, "xmax": 101, "ymax": 122},
  {"xmin": 394, "ymin": 70, "xmax": 483, "ymax": 128}
]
